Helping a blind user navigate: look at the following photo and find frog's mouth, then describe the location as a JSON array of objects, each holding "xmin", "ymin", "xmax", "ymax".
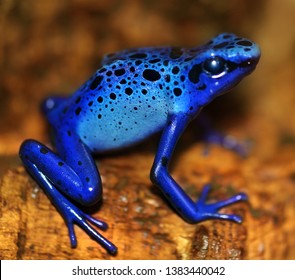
[
  {"xmin": 227, "ymin": 57, "xmax": 260, "ymax": 76},
  {"xmin": 238, "ymin": 58, "xmax": 260, "ymax": 73},
  {"xmin": 219, "ymin": 56, "xmax": 260, "ymax": 94}
]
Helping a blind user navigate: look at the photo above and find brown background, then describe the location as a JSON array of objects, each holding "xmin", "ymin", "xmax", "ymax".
[{"xmin": 0, "ymin": 0, "xmax": 294, "ymax": 259}]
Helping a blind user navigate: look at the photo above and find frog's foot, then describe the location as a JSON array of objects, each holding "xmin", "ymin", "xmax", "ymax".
[
  {"xmin": 60, "ymin": 199, "xmax": 118, "ymax": 255},
  {"xmin": 196, "ymin": 114, "xmax": 251, "ymax": 157},
  {"xmin": 194, "ymin": 184, "xmax": 248, "ymax": 223},
  {"xmin": 202, "ymin": 131, "xmax": 251, "ymax": 158}
]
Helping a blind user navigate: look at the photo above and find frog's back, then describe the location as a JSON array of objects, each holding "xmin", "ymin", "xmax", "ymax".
[{"xmin": 57, "ymin": 47, "xmax": 188, "ymax": 152}]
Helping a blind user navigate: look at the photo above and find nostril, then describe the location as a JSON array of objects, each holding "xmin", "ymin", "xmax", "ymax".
[{"xmin": 239, "ymin": 58, "xmax": 259, "ymax": 68}]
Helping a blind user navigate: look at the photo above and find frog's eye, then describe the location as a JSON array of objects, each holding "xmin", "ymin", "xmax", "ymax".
[{"xmin": 203, "ymin": 56, "xmax": 228, "ymax": 78}]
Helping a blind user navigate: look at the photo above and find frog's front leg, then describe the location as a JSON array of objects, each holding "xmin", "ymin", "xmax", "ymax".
[
  {"xmin": 150, "ymin": 113, "xmax": 248, "ymax": 223},
  {"xmin": 19, "ymin": 132, "xmax": 117, "ymax": 255},
  {"xmin": 196, "ymin": 113, "xmax": 250, "ymax": 157}
]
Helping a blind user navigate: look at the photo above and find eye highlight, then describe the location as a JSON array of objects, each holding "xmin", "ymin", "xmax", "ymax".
[{"xmin": 203, "ymin": 56, "xmax": 228, "ymax": 78}]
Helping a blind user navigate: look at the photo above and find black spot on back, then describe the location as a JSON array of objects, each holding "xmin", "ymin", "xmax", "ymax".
[
  {"xmin": 135, "ymin": 60, "xmax": 143, "ymax": 66},
  {"xmin": 173, "ymin": 88, "xmax": 182, "ymax": 96},
  {"xmin": 129, "ymin": 53, "xmax": 147, "ymax": 59},
  {"xmin": 149, "ymin": 58, "xmax": 161, "ymax": 64},
  {"xmin": 142, "ymin": 69, "xmax": 161, "ymax": 81},
  {"xmin": 110, "ymin": 93, "xmax": 116, "ymax": 100},
  {"xmin": 125, "ymin": 87, "xmax": 133, "ymax": 95},
  {"xmin": 172, "ymin": 66, "xmax": 180, "ymax": 74},
  {"xmin": 165, "ymin": 75, "xmax": 170, "ymax": 82},
  {"xmin": 163, "ymin": 60, "xmax": 169, "ymax": 66},
  {"xmin": 90, "ymin": 75, "xmax": 103, "ymax": 90},
  {"xmin": 114, "ymin": 69, "xmax": 126, "ymax": 76},
  {"xmin": 97, "ymin": 96, "xmax": 104, "ymax": 103},
  {"xmin": 75, "ymin": 107, "xmax": 82, "ymax": 116}
]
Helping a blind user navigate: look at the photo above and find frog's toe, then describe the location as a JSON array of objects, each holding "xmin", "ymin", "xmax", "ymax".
[
  {"xmin": 194, "ymin": 184, "xmax": 248, "ymax": 223},
  {"xmin": 61, "ymin": 201, "xmax": 117, "ymax": 254},
  {"xmin": 83, "ymin": 213, "xmax": 109, "ymax": 230},
  {"xmin": 202, "ymin": 212, "xmax": 244, "ymax": 223},
  {"xmin": 67, "ymin": 222, "xmax": 77, "ymax": 248},
  {"xmin": 75, "ymin": 212, "xmax": 118, "ymax": 255}
]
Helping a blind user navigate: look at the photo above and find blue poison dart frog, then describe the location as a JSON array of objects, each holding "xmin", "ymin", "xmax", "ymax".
[{"xmin": 19, "ymin": 33, "xmax": 260, "ymax": 255}]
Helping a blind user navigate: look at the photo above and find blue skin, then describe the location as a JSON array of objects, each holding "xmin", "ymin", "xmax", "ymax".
[{"xmin": 19, "ymin": 33, "xmax": 260, "ymax": 255}]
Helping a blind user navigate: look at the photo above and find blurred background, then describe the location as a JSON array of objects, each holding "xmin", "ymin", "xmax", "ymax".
[
  {"xmin": 1, "ymin": 0, "xmax": 295, "ymax": 155},
  {"xmin": 0, "ymin": 0, "xmax": 295, "ymax": 260}
]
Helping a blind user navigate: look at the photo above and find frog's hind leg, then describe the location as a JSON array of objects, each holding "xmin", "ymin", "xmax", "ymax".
[{"xmin": 19, "ymin": 135, "xmax": 117, "ymax": 255}]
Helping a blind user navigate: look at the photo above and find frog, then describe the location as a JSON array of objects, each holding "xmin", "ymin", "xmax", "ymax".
[{"xmin": 19, "ymin": 33, "xmax": 260, "ymax": 255}]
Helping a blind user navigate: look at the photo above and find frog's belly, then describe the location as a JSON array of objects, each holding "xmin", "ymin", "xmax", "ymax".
[{"xmin": 77, "ymin": 108, "xmax": 168, "ymax": 152}]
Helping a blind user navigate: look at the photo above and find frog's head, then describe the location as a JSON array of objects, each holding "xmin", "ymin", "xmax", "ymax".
[{"xmin": 186, "ymin": 33, "xmax": 260, "ymax": 107}]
